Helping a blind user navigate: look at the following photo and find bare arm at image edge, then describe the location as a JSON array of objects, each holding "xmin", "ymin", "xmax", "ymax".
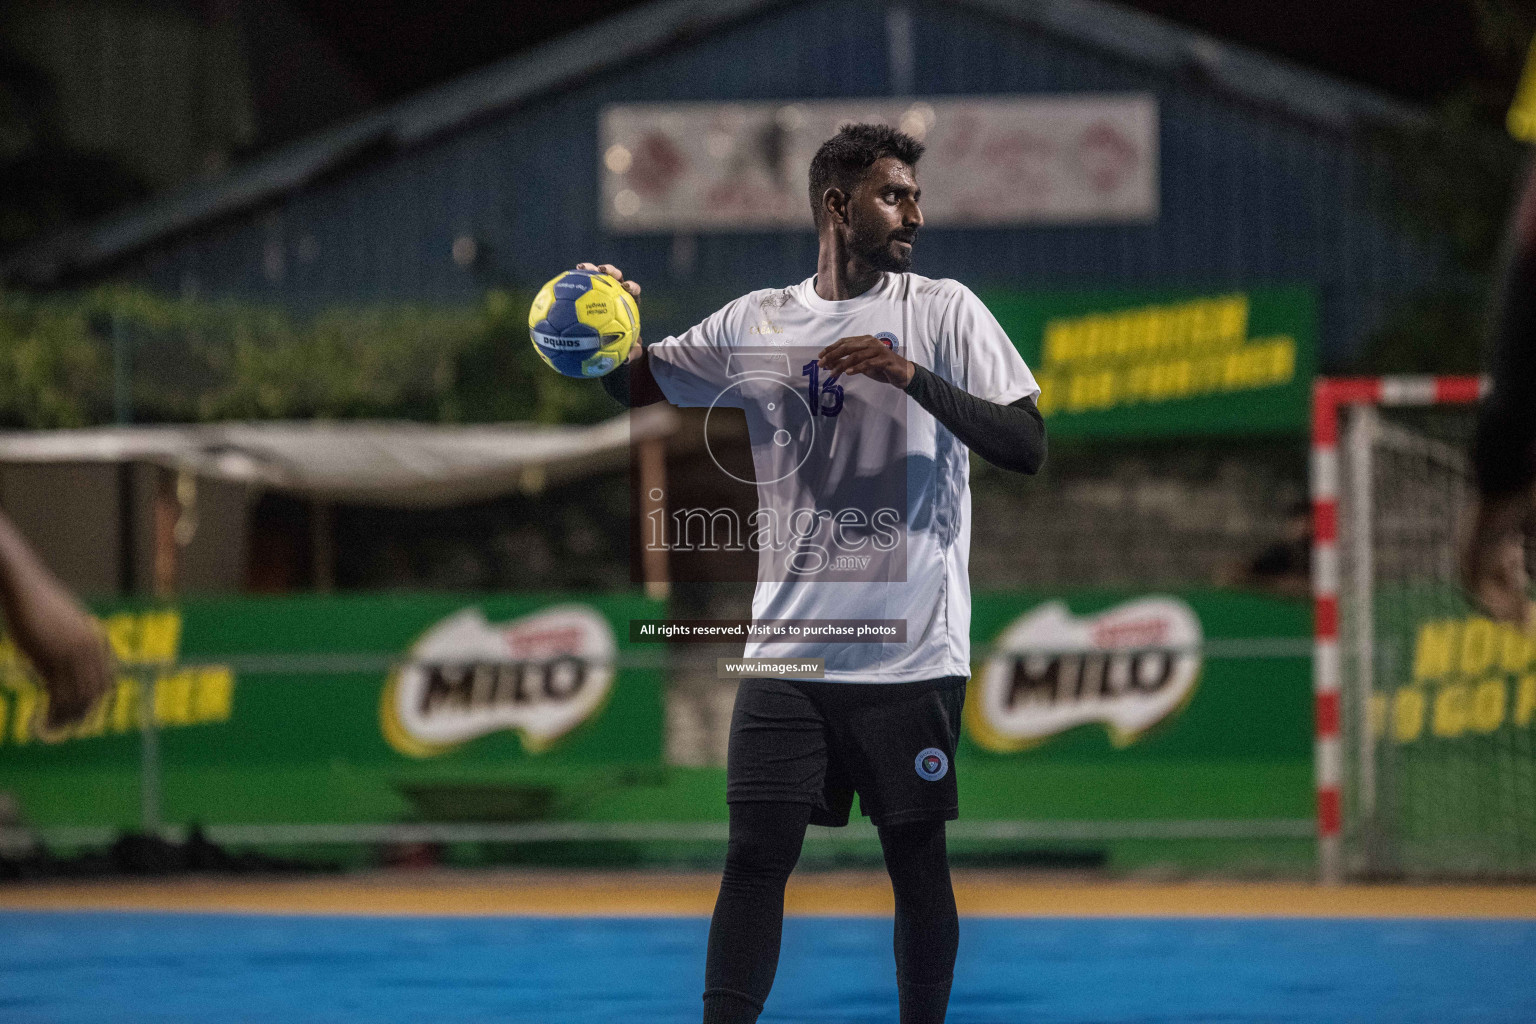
[{"xmin": 0, "ymin": 512, "xmax": 114, "ymax": 732}]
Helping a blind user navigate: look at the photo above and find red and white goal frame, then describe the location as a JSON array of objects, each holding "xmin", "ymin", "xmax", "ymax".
[{"xmin": 1310, "ymin": 375, "xmax": 1486, "ymax": 884}]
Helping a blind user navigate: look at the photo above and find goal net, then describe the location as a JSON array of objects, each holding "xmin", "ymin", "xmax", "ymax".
[{"xmin": 1318, "ymin": 376, "xmax": 1536, "ymax": 882}]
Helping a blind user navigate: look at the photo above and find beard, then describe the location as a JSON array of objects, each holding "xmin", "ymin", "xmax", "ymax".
[{"xmin": 851, "ymin": 216, "xmax": 916, "ymax": 273}]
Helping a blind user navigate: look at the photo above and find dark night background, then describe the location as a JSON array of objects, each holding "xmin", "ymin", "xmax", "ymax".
[
  {"xmin": 297, "ymin": 0, "xmax": 1500, "ymax": 107},
  {"xmin": 4, "ymin": 0, "xmax": 1534, "ymax": 258},
  {"xmin": 286, "ymin": 0, "xmax": 1536, "ymax": 380},
  {"xmin": 3, "ymin": 0, "xmax": 1535, "ymax": 379}
]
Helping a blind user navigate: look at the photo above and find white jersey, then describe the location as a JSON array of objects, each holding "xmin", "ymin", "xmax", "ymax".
[{"xmin": 646, "ymin": 272, "xmax": 1039, "ymax": 682}]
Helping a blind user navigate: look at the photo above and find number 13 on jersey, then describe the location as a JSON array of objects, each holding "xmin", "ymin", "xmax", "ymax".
[{"xmin": 802, "ymin": 360, "xmax": 845, "ymax": 417}]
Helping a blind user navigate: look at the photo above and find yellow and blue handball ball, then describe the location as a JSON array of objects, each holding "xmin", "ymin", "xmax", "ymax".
[{"xmin": 528, "ymin": 268, "xmax": 639, "ymax": 378}]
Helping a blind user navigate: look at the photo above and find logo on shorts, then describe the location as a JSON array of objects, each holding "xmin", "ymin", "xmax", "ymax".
[
  {"xmin": 875, "ymin": 331, "xmax": 899, "ymax": 351},
  {"xmin": 915, "ymin": 747, "xmax": 948, "ymax": 781}
]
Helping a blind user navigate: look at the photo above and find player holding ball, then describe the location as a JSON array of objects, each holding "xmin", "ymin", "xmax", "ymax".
[{"xmin": 566, "ymin": 123, "xmax": 1046, "ymax": 1024}]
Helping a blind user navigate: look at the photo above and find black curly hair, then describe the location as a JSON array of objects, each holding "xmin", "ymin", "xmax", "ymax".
[{"xmin": 807, "ymin": 122, "xmax": 925, "ymax": 227}]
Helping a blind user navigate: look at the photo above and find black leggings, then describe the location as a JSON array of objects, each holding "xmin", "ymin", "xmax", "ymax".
[{"xmin": 702, "ymin": 801, "xmax": 958, "ymax": 1024}]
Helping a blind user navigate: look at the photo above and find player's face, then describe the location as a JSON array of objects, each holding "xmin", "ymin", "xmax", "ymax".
[{"xmin": 848, "ymin": 157, "xmax": 923, "ymax": 273}]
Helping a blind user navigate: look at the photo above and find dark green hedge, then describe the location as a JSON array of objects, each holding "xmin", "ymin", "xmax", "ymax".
[{"xmin": 0, "ymin": 287, "xmax": 620, "ymax": 428}]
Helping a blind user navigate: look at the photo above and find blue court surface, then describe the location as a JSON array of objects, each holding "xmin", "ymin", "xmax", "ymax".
[{"xmin": 3, "ymin": 912, "xmax": 1534, "ymax": 1023}]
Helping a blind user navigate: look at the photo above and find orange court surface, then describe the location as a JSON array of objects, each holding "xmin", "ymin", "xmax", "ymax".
[{"xmin": 6, "ymin": 870, "xmax": 1536, "ymax": 919}]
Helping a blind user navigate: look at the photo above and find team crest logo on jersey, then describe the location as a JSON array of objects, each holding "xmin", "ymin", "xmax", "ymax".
[
  {"xmin": 967, "ymin": 597, "xmax": 1203, "ymax": 752},
  {"xmin": 915, "ymin": 747, "xmax": 949, "ymax": 781},
  {"xmin": 875, "ymin": 331, "xmax": 899, "ymax": 351}
]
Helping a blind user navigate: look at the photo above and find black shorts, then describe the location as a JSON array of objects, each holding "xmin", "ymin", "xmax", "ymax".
[{"xmin": 725, "ymin": 675, "xmax": 967, "ymax": 828}]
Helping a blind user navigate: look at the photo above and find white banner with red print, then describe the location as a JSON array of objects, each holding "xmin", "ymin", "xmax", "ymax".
[{"xmin": 599, "ymin": 95, "xmax": 1158, "ymax": 232}]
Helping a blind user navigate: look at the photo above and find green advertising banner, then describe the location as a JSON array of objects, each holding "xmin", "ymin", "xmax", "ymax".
[
  {"xmin": 1346, "ymin": 596, "xmax": 1536, "ymax": 876},
  {"xmin": 1376, "ymin": 605, "xmax": 1536, "ymax": 744},
  {"xmin": 0, "ymin": 590, "xmax": 1312, "ymax": 838},
  {"xmin": 979, "ymin": 286, "xmax": 1317, "ymax": 438},
  {"xmin": 959, "ymin": 590, "xmax": 1314, "ymax": 823},
  {"xmin": 0, "ymin": 593, "xmax": 666, "ymax": 829}
]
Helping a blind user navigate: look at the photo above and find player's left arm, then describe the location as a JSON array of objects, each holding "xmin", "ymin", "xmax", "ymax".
[
  {"xmin": 817, "ymin": 336, "xmax": 1047, "ymax": 475},
  {"xmin": 906, "ymin": 365, "xmax": 1046, "ymax": 474},
  {"xmin": 818, "ymin": 283, "xmax": 1047, "ymax": 474}
]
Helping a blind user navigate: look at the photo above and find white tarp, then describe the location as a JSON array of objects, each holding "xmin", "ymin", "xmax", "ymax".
[
  {"xmin": 0, "ymin": 405, "xmax": 677, "ymax": 508},
  {"xmin": 600, "ymin": 94, "xmax": 1158, "ymax": 232}
]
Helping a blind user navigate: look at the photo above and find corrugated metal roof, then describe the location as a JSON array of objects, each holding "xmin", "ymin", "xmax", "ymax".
[
  {"xmin": 4, "ymin": 0, "xmax": 1427, "ymax": 286},
  {"xmin": 968, "ymin": 0, "xmax": 1422, "ymax": 132}
]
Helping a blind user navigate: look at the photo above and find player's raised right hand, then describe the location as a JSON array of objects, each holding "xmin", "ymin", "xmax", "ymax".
[
  {"xmin": 576, "ymin": 262, "xmax": 641, "ymax": 299},
  {"xmin": 577, "ymin": 262, "xmax": 664, "ymax": 400}
]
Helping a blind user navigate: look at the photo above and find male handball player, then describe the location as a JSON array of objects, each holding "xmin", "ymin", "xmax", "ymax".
[{"xmin": 588, "ymin": 122, "xmax": 1045, "ymax": 1024}]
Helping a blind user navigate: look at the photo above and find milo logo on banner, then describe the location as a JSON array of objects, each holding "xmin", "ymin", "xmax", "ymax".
[
  {"xmin": 381, "ymin": 605, "xmax": 615, "ymax": 757},
  {"xmin": 967, "ymin": 597, "xmax": 1202, "ymax": 751}
]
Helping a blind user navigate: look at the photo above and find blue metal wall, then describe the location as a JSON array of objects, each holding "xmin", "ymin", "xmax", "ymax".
[{"xmin": 127, "ymin": 0, "xmax": 1441, "ymax": 366}]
